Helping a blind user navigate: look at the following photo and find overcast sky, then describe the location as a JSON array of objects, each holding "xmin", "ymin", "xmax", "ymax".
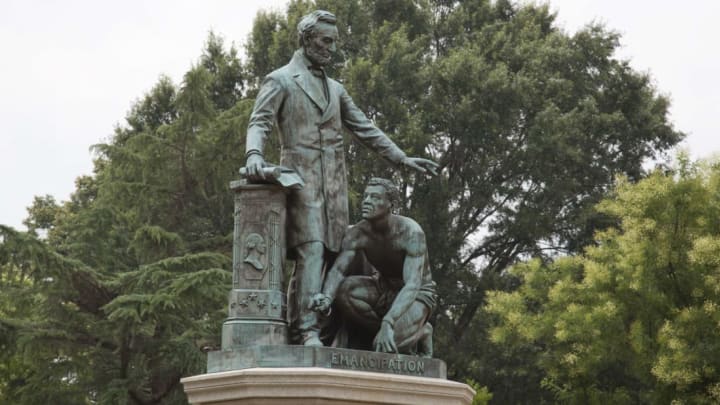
[{"xmin": 1, "ymin": 0, "xmax": 718, "ymax": 231}]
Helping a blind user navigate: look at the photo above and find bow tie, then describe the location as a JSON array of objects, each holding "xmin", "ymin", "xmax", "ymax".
[{"xmin": 308, "ymin": 66, "xmax": 325, "ymax": 78}]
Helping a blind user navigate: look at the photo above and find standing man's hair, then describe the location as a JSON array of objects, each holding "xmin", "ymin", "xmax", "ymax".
[
  {"xmin": 297, "ymin": 10, "xmax": 337, "ymax": 46},
  {"xmin": 367, "ymin": 177, "xmax": 401, "ymax": 209}
]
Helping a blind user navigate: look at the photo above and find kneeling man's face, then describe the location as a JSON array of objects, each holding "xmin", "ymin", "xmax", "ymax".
[{"xmin": 361, "ymin": 185, "xmax": 391, "ymax": 220}]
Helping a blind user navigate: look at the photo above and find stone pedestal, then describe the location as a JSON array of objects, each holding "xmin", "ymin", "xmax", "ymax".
[
  {"xmin": 222, "ymin": 182, "xmax": 288, "ymax": 349},
  {"xmin": 181, "ymin": 367, "xmax": 476, "ymax": 405},
  {"xmin": 207, "ymin": 346, "xmax": 447, "ymax": 379}
]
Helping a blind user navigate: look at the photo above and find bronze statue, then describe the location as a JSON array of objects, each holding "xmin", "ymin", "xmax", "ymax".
[
  {"xmin": 244, "ymin": 10, "xmax": 438, "ymax": 346},
  {"xmin": 310, "ymin": 178, "xmax": 436, "ymax": 357}
]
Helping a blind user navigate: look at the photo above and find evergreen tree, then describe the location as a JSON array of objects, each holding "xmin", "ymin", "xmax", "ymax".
[{"xmin": 0, "ymin": 35, "xmax": 243, "ymax": 404}]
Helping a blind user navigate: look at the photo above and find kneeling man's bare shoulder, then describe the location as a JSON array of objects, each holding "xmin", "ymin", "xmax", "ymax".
[{"xmin": 396, "ymin": 216, "xmax": 426, "ymax": 256}]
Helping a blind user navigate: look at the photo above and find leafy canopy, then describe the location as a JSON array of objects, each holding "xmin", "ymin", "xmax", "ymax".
[{"xmin": 489, "ymin": 158, "xmax": 720, "ymax": 404}]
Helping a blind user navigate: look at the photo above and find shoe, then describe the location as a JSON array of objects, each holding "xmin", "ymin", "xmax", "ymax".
[{"xmin": 303, "ymin": 332, "xmax": 324, "ymax": 347}]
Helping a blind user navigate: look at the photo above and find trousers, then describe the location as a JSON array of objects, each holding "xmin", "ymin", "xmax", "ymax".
[{"xmin": 287, "ymin": 242, "xmax": 336, "ymax": 342}]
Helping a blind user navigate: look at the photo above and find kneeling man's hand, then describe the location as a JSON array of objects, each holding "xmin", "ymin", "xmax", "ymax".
[
  {"xmin": 373, "ymin": 321, "xmax": 398, "ymax": 353},
  {"xmin": 309, "ymin": 293, "xmax": 332, "ymax": 316}
]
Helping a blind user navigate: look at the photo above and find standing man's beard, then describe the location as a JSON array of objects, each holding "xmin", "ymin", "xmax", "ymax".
[{"xmin": 305, "ymin": 46, "xmax": 332, "ymax": 67}]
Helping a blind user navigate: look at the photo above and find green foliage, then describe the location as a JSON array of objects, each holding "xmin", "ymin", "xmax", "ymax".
[
  {"xmin": 467, "ymin": 379, "xmax": 493, "ymax": 405},
  {"xmin": 1, "ymin": 1, "xmax": 684, "ymax": 403},
  {"xmin": 488, "ymin": 160, "xmax": 720, "ymax": 403},
  {"xmin": 23, "ymin": 195, "xmax": 60, "ymax": 234},
  {"xmin": 0, "ymin": 32, "xmax": 240, "ymax": 403}
]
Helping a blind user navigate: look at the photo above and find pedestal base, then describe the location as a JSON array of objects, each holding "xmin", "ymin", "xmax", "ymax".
[
  {"xmin": 221, "ymin": 320, "xmax": 288, "ymax": 348},
  {"xmin": 181, "ymin": 367, "xmax": 475, "ymax": 405},
  {"xmin": 207, "ymin": 345, "xmax": 446, "ymax": 379}
]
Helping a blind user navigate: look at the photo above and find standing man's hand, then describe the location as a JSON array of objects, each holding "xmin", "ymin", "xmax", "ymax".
[
  {"xmin": 309, "ymin": 293, "xmax": 332, "ymax": 316},
  {"xmin": 245, "ymin": 152, "xmax": 267, "ymax": 181},
  {"xmin": 402, "ymin": 157, "xmax": 439, "ymax": 176}
]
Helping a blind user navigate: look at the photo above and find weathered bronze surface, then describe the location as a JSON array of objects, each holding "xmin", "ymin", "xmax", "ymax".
[
  {"xmin": 208, "ymin": 11, "xmax": 442, "ymax": 379},
  {"xmin": 311, "ymin": 178, "xmax": 436, "ymax": 356},
  {"xmin": 243, "ymin": 9, "xmax": 438, "ymax": 345},
  {"xmin": 207, "ymin": 346, "xmax": 447, "ymax": 379},
  {"xmin": 220, "ymin": 182, "xmax": 288, "ymax": 349}
]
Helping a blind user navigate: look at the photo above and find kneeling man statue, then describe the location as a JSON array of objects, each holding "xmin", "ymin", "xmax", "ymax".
[{"xmin": 310, "ymin": 178, "xmax": 436, "ymax": 357}]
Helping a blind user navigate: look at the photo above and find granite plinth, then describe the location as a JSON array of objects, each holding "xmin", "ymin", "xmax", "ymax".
[
  {"xmin": 221, "ymin": 320, "xmax": 288, "ymax": 349},
  {"xmin": 207, "ymin": 345, "xmax": 446, "ymax": 379},
  {"xmin": 181, "ymin": 367, "xmax": 475, "ymax": 405}
]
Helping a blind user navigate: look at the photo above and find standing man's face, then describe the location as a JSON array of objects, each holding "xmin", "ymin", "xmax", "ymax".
[
  {"xmin": 361, "ymin": 185, "xmax": 392, "ymax": 220},
  {"xmin": 303, "ymin": 23, "xmax": 338, "ymax": 67}
]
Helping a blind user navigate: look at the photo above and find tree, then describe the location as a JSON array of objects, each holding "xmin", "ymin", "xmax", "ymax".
[
  {"xmin": 1, "ymin": 1, "xmax": 684, "ymax": 403},
  {"xmin": 242, "ymin": 0, "xmax": 682, "ymax": 394},
  {"xmin": 488, "ymin": 158, "xmax": 720, "ymax": 404},
  {"xmin": 0, "ymin": 34, "xmax": 244, "ymax": 404}
]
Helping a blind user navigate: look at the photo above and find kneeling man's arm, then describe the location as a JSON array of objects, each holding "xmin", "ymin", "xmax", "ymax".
[
  {"xmin": 382, "ymin": 230, "xmax": 426, "ymax": 327},
  {"xmin": 310, "ymin": 231, "xmax": 360, "ymax": 313},
  {"xmin": 322, "ymin": 248, "xmax": 357, "ymax": 300}
]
